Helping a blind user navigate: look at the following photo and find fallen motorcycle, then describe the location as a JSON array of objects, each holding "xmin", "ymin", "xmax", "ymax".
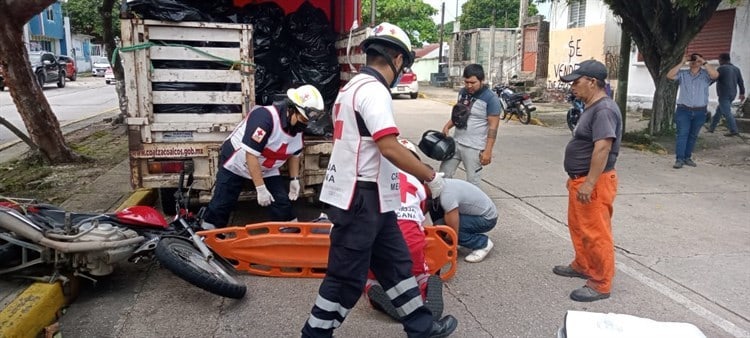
[
  {"xmin": 493, "ymin": 84, "xmax": 536, "ymax": 124},
  {"xmin": 0, "ymin": 171, "xmax": 246, "ymax": 299}
]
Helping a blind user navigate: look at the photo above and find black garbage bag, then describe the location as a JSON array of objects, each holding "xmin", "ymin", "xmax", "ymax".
[
  {"xmin": 304, "ymin": 111, "xmax": 333, "ymax": 137},
  {"xmin": 237, "ymin": 2, "xmax": 289, "ymax": 106},
  {"xmin": 286, "ymin": 1, "xmax": 340, "ymax": 109},
  {"xmin": 127, "ymin": 0, "xmax": 234, "ymax": 22}
]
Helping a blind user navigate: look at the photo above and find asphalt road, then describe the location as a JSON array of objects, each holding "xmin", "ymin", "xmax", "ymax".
[
  {"xmin": 0, "ymin": 76, "xmax": 117, "ymax": 146},
  {"xmin": 54, "ymin": 93, "xmax": 750, "ymax": 337}
]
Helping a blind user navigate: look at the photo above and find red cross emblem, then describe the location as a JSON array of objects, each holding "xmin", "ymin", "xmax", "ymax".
[
  {"xmin": 252, "ymin": 127, "xmax": 267, "ymax": 143},
  {"xmin": 261, "ymin": 143, "xmax": 290, "ymax": 168},
  {"xmin": 399, "ymin": 173, "xmax": 418, "ymax": 203}
]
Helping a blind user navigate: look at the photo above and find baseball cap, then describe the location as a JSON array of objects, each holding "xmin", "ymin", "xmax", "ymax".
[{"xmin": 560, "ymin": 60, "xmax": 608, "ymax": 82}]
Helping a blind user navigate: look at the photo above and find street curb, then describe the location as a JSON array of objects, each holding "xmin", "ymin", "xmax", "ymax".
[
  {"xmin": 0, "ymin": 282, "xmax": 65, "ymax": 338},
  {"xmin": 0, "ymin": 188, "xmax": 156, "ymax": 338}
]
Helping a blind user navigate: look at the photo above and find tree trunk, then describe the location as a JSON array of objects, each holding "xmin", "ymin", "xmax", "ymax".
[
  {"xmin": 649, "ymin": 75, "xmax": 678, "ymax": 135},
  {"xmin": 100, "ymin": 0, "xmax": 128, "ymax": 125},
  {"xmin": 0, "ymin": 1, "xmax": 81, "ymax": 163},
  {"xmin": 616, "ymin": 31, "xmax": 631, "ymax": 133}
]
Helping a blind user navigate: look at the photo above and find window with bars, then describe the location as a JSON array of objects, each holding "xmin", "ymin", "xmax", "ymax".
[
  {"xmin": 46, "ymin": 7, "xmax": 54, "ymax": 21},
  {"xmin": 567, "ymin": 0, "xmax": 586, "ymax": 28}
]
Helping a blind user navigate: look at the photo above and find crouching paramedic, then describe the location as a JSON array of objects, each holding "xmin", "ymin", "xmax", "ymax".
[
  {"xmin": 365, "ymin": 138, "xmax": 445, "ymax": 322},
  {"xmin": 301, "ymin": 22, "xmax": 458, "ymax": 338},
  {"xmin": 202, "ymin": 85, "xmax": 325, "ymax": 228}
]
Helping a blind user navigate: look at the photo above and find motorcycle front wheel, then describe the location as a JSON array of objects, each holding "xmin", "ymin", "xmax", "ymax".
[
  {"xmin": 155, "ymin": 237, "xmax": 246, "ymax": 299},
  {"xmin": 518, "ymin": 106, "xmax": 531, "ymax": 124}
]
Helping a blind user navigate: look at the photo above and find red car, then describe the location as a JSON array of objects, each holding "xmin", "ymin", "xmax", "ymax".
[{"xmin": 57, "ymin": 55, "xmax": 77, "ymax": 81}]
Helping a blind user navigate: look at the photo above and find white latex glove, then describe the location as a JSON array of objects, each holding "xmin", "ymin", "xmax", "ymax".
[
  {"xmin": 289, "ymin": 179, "xmax": 300, "ymax": 201},
  {"xmin": 256, "ymin": 184, "xmax": 275, "ymax": 207},
  {"xmin": 426, "ymin": 172, "xmax": 446, "ymax": 197}
]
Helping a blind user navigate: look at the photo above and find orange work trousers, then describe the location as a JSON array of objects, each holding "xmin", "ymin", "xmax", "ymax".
[{"xmin": 567, "ymin": 170, "xmax": 618, "ymax": 293}]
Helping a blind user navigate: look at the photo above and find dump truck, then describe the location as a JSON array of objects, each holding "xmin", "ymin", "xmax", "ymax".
[{"xmin": 119, "ymin": 0, "xmax": 369, "ymax": 207}]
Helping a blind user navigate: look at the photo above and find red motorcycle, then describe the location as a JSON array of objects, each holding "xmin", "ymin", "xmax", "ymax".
[{"xmin": 0, "ymin": 171, "xmax": 246, "ymax": 299}]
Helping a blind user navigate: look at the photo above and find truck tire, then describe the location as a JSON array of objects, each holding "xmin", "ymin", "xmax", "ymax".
[{"xmin": 155, "ymin": 237, "xmax": 246, "ymax": 299}]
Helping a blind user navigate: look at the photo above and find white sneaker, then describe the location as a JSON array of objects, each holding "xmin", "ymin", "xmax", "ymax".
[{"xmin": 465, "ymin": 239, "xmax": 493, "ymax": 263}]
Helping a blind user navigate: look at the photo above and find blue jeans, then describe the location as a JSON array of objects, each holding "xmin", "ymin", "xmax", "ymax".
[
  {"xmin": 674, "ymin": 106, "xmax": 707, "ymax": 161},
  {"xmin": 436, "ymin": 214, "xmax": 497, "ymax": 250},
  {"xmin": 709, "ymin": 96, "xmax": 738, "ymax": 133}
]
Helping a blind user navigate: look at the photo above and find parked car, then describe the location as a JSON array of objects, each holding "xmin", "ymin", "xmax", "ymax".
[
  {"xmin": 91, "ymin": 56, "xmax": 110, "ymax": 77},
  {"xmin": 57, "ymin": 55, "xmax": 77, "ymax": 81},
  {"xmin": 105, "ymin": 67, "xmax": 115, "ymax": 84},
  {"xmin": 29, "ymin": 51, "xmax": 65, "ymax": 89},
  {"xmin": 390, "ymin": 68, "xmax": 419, "ymax": 99}
]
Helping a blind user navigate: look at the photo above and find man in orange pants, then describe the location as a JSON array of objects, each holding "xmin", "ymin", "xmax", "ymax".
[{"xmin": 554, "ymin": 60, "xmax": 622, "ymax": 302}]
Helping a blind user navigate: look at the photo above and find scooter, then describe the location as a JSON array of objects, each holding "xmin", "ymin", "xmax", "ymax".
[
  {"xmin": 493, "ymin": 84, "xmax": 536, "ymax": 125},
  {"xmin": 0, "ymin": 171, "xmax": 246, "ymax": 299}
]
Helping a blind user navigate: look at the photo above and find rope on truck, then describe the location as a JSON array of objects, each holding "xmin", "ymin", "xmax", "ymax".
[{"xmin": 111, "ymin": 41, "xmax": 255, "ymax": 76}]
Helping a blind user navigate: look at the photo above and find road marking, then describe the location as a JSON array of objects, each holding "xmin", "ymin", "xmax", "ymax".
[{"xmin": 511, "ymin": 202, "xmax": 750, "ymax": 338}]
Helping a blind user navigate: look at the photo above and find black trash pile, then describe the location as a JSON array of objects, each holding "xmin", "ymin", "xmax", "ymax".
[{"xmin": 126, "ymin": 0, "xmax": 339, "ymax": 136}]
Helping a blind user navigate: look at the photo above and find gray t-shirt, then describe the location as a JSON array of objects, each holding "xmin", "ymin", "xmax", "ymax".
[
  {"xmin": 438, "ymin": 178, "xmax": 497, "ymax": 220},
  {"xmin": 454, "ymin": 86, "xmax": 502, "ymax": 150},
  {"xmin": 564, "ymin": 96, "xmax": 622, "ymax": 175}
]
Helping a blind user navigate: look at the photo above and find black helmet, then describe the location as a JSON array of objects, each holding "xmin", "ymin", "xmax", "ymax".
[{"xmin": 418, "ymin": 130, "xmax": 456, "ymax": 161}]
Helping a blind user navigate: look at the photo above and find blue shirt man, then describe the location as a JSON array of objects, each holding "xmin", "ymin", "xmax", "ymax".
[{"xmin": 667, "ymin": 53, "xmax": 719, "ymax": 169}]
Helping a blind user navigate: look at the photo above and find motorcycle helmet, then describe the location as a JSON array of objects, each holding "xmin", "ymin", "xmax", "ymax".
[
  {"xmin": 361, "ymin": 22, "xmax": 415, "ymax": 68},
  {"xmin": 418, "ymin": 130, "xmax": 456, "ymax": 161},
  {"xmin": 287, "ymin": 85, "xmax": 325, "ymax": 120}
]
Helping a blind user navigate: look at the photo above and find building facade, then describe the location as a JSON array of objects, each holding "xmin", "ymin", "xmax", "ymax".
[
  {"xmin": 27, "ymin": 2, "xmax": 67, "ymax": 54},
  {"xmin": 627, "ymin": 2, "xmax": 750, "ymax": 111},
  {"xmin": 546, "ymin": 0, "xmax": 622, "ymax": 92}
]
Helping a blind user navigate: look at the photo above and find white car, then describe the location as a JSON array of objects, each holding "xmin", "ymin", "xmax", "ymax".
[
  {"xmin": 91, "ymin": 56, "xmax": 110, "ymax": 77},
  {"xmin": 105, "ymin": 67, "xmax": 115, "ymax": 84},
  {"xmin": 390, "ymin": 68, "xmax": 419, "ymax": 99}
]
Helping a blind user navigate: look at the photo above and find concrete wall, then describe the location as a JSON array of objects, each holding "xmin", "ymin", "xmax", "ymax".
[
  {"xmin": 627, "ymin": 2, "xmax": 750, "ymax": 111},
  {"xmin": 546, "ymin": 0, "xmax": 620, "ymax": 91}
]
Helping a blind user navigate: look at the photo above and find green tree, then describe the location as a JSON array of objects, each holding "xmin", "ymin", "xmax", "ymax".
[
  {"xmin": 0, "ymin": 0, "xmax": 81, "ymax": 163},
  {"xmin": 460, "ymin": 0, "xmax": 538, "ymax": 30},
  {"xmin": 603, "ymin": 0, "xmax": 723, "ymax": 134},
  {"xmin": 64, "ymin": 0, "xmax": 120, "ymax": 41},
  {"xmin": 362, "ymin": 0, "xmax": 438, "ymax": 45}
]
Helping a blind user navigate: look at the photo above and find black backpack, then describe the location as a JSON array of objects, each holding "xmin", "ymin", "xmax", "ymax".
[{"xmin": 451, "ymin": 103, "xmax": 470, "ymax": 129}]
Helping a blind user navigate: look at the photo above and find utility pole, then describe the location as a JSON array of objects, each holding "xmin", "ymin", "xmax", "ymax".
[{"xmin": 438, "ymin": 2, "xmax": 445, "ymax": 74}]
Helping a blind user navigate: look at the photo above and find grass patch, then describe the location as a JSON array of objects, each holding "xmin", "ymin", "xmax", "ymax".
[{"xmin": 622, "ymin": 129, "xmax": 668, "ymax": 154}]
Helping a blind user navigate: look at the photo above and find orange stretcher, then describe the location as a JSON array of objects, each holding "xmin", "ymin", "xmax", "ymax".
[{"xmin": 198, "ymin": 223, "xmax": 458, "ymax": 280}]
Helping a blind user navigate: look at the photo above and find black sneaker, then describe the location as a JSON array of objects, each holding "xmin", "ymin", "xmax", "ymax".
[
  {"xmin": 429, "ymin": 315, "xmax": 458, "ymax": 337},
  {"xmin": 552, "ymin": 265, "xmax": 589, "ymax": 279},
  {"xmin": 367, "ymin": 285, "xmax": 400, "ymax": 321},
  {"xmin": 684, "ymin": 158, "xmax": 697, "ymax": 167},
  {"xmin": 724, "ymin": 132, "xmax": 739, "ymax": 137},
  {"xmin": 673, "ymin": 160, "xmax": 684, "ymax": 169},
  {"xmin": 570, "ymin": 285, "xmax": 610, "ymax": 302},
  {"xmin": 424, "ymin": 275, "xmax": 444, "ymax": 321}
]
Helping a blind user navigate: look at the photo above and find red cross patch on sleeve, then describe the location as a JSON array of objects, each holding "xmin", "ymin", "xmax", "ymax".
[{"xmin": 252, "ymin": 127, "xmax": 267, "ymax": 143}]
